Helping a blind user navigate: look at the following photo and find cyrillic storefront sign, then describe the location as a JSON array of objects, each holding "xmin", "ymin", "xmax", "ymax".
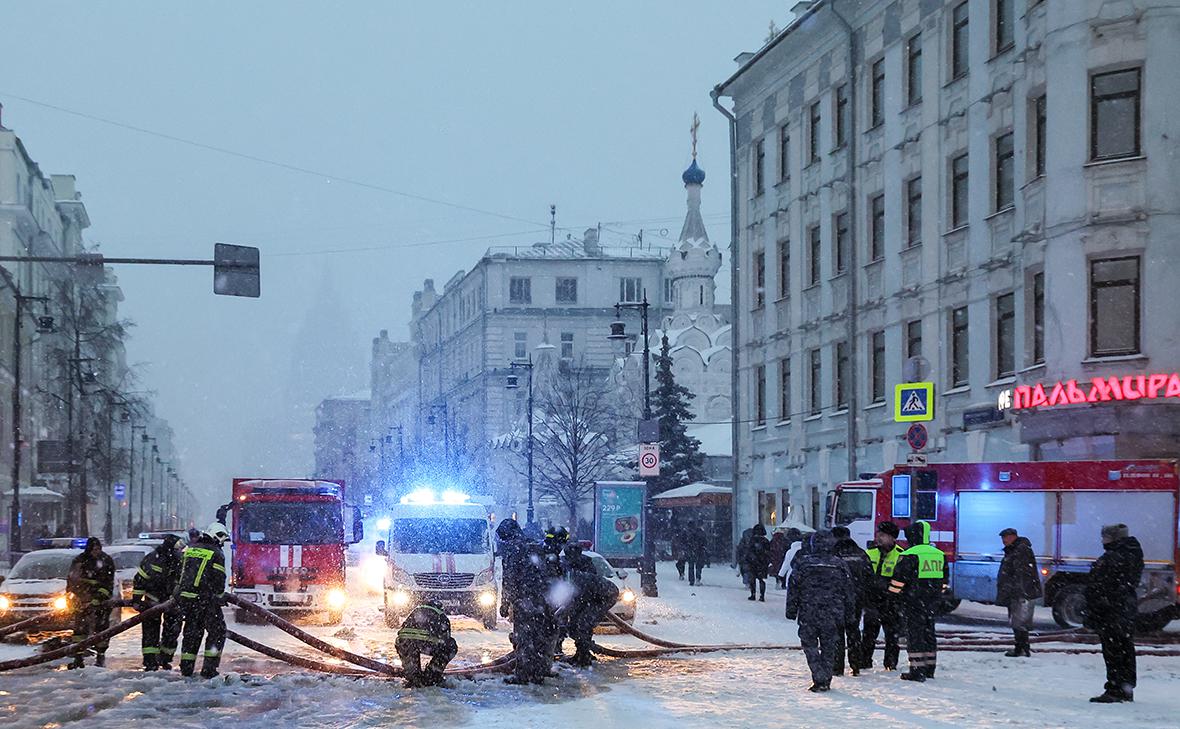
[{"xmin": 1001, "ymin": 373, "xmax": 1180, "ymax": 411}]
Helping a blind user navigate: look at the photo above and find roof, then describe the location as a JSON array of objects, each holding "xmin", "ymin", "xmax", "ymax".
[
  {"xmin": 2, "ymin": 485, "xmax": 64, "ymax": 502},
  {"xmin": 714, "ymin": 0, "xmax": 830, "ymax": 97},
  {"xmin": 485, "ymin": 241, "xmax": 668, "ymax": 260},
  {"xmin": 687, "ymin": 422, "xmax": 733, "ymax": 457},
  {"xmin": 652, "ymin": 482, "xmax": 732, "ymax": 500}
]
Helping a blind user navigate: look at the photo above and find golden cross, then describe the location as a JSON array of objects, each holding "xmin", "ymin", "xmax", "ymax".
[{"xmin": 690, "ymin": 112, "xmax": 700, "ymax": 159}]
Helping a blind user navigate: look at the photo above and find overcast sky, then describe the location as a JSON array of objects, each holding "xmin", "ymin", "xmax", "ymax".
[{"xmin": 3, "ymin": 1, "xmax": 785, "ymax": 515}]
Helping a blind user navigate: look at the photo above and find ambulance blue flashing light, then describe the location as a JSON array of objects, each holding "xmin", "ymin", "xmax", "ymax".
[{"xmin": 399, "ymin": 488, "xmax": 471, "ymax": 505}]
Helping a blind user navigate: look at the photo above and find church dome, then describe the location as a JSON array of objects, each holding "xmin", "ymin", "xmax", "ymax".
[{"xmin": 681, "ymin": 159, "xmax": 706, "ymax": 186}]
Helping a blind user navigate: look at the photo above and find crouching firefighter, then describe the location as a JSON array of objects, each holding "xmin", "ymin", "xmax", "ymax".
[
  {"xmin": 176, "ymin": 523, "xmax": 230, "ymax": 678},
  {"xmin": 395, "ymin": 600, "xmax": 458, "ymax": 688},
  {"xmin": 890, "ymin": 520, "xmax": 946, "ymax": 682},
  {"xmin": 133, "ymin": 534, "xmax": 184, "ymax": 671},
  {"xmin": 560, "ymin": 543, "xmax": 619, "ymax": 668},
  {"xmin": 66, "ymin": 537, "xmax": 116, "ymax": 669}
]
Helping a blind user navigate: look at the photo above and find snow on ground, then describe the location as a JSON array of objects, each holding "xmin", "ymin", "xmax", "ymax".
[{"xmin": 0, "ymin": 562, "xmax": 1177, "ymax": 728}]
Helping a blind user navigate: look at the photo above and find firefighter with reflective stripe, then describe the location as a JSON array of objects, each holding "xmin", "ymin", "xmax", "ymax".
[
  {"xmin": 861, "ymin": 521, "xmax": 902, "ymax": 670},
  {"xmin": 66, "ymin": 537, "xmax": 116, "ymax": 669},
  {"xmin": 395, "ymin": 600, "xmax": 458, "ymax": 688},
  {"xmin": 560, "ymin": 543, "xmax": 619, "ymax": 668},
  {"xmin": 133, "ymin": 534, "xmax": 185, "ymax": 671},
  {"xmin": 889, "ymin": 520, "xmax": 946, "ymax": 682},
  {"xmin": 175, "ymin": 523, "xmax": 229, "ymax": 678}
]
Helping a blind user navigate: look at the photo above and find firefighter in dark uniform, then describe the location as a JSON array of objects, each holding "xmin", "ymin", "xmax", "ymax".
[
  {"xmin": 889, "ymin": 520, "xmax": 946, "ymax": 682},
  {"xmin": 395, "ymin": 599, "xmax": 458, "ymax": 688},
  {"xmin": 495, "ymin": 518, "xmax": 527, "ymax": 622},
  {"xmin": 861, "ymin": 521, "xmax": 902, "ymax": 670},
  {"xmin": 504, "ymin": 539, "xmax": 557, "ymax": 685},
  {"xmin": 540, "ymin": 528, "xmax": 571, "ymax": 662},
  {"xmin": 66, "ymin": 537, "xmax": 116, "ymax": 669},
  {"xmin": 132, "ymin": 533, "xmax": 184, "ymax": 671},
  {"xmin": 560, "ymin": 542, "xmax": 619, "ymax": 667},
  {"xmin": 176, "ymin": 523, "xmax": 229, "ymax": 678}
]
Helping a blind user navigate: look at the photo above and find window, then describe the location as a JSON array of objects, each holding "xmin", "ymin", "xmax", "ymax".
[
  {"xmin": 870, "ymin": 330, "xmax": 886, "ymax": 404},
  {"xmin": 870, "ymin": 59, "xmax": 885, "ymax": 128},
  {"xmin": 1032, "ymin": 271, "xmax": 1045, "ymax": 364},
  {"xmin": 906, "ymin": 319, "xmax": 923, "ymax": 360},
  {"xmin": 994, "ymin": 0, "xmax": 1014, "ymax": 54},
  {"xmin": 754, "ymin": 137, "xmax": 766, "ymax": 196},
  {"xmin": 952, "ymin": 2, "xmax": 970, "ymax": 80},
  {"xmin": 754, "ymin": 365, "xmax": 767, "ymax": 426},
  {"xmin": 995, "ymin": 132, "xmax": 1015, "ymax": 211},
  {"xmin": 779, "ymin": 124, "xmax": 790, "ymax": 182},
  {"xmin": 560, "ymin": 332, "xmax": 575, "ymax": 359},
  {"xmin": 996, "ymin": 292, "xmax": 1015, "ymax": 378},
  {"xmin": 809, "ymin": 101, "xmax": 822, "ymax": 164},
  {"xmin": 1034, "ymin": 95, "xmax": 1047, "ymax": 178},
  {"xmin": 555, "ymin": 277, "xmax": 577, "ymax": 304},
  {"xmin": 906, "ymin": 34, "xmax": 923, "ymax": 106},
  {"xmin": 619, "ymin": 277, "xmax": 643, "ymax": 303},
  {"xmin": 951, "ymin": 153, "xmax": 969, "ymax": 228},
  {"xmin": 1090, "ymin": 256, "xmax": 1140, "ymax": 356},
  {"xmin": 870, "ymin": 193, "xmax": 885, "ymax": 261},
  {"xmin": 777, "ymin": 238, "xmax": 790, "ymax": 299},
  {"xmin": 509, "ymin": 276, "xmax": 531, "ymax": 304},
  {"xmin": 779, "ymin": 358, "xmax": 791, "ymax": 422},
  {"xmin": 753, "ymin": 248, "xmax": 766, "ymax": 308},
  {"xmin": 835, "ymin": 341, "xmax": 850, "ymax": 410},
  {"xmin": 808, "ymin": 226, "xmax": 821, "ymax": 285},
  {"xmin": 906, "ymin": 176, "xmax": 922, "ymax": 247},
  {"xmin": 1091, "ymin": 68, "xmax": 1141, "ymax": 161},
  {"xmin": 834, "ymin": 213, "xmax": 849, "ymax": 274},
  {"xmin": 835, "ymin": 84, "xmax": 849, "ymax": 147},
  {"xmin": 664, "ymin": 278, "xmax": 675, "ymax": 304},
  {"xmin": 513, "ymin": 331, "xmax": 527, "ymax": 360},
  {"xmin": 808, "ymin": 348, "xmax": 822, "ymax": 415},
  {"xmin": 951, "ymin": 306, "xmax": 969, "ymax": 387}
]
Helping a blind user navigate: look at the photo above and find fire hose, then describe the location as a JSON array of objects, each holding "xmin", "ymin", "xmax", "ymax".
[
  {"xmin": 0, "ymin": 598, "xmax": 134, "ymax": 641},
  {"xmin": 226, "ymin": 629, "xmax": 370, "ymax": 676},
  {"xmin": 0, "ymin": 601, "xmax": 171, "ymax": 672}
]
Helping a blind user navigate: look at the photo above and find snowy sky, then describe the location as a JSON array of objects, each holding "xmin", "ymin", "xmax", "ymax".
[{"xmin": 2, "ymin": 1, "xmax": 784, "ymax": 514}]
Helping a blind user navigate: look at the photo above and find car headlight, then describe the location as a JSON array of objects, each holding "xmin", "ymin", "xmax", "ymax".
[
  {"xmin": 0, "ymin": 595, "xmax": 10, "ymax": 612},
  {"xmin": 53, "ymin": 595, "xmax": 69, "ymax": 612},
  {"xmin": 478, "ymin": 590, "xmax": 496, "ymax": 608},
  {"xmin": 326, "ymin": 588, "xmax": 347, "ymax": 610},
  {"xmin": 621, "ymin": 589, "xmax": 636, "ymax": 604},
  {"xmin": 392, "ymin": 590, "xmax": 410, "ymax": 607}
]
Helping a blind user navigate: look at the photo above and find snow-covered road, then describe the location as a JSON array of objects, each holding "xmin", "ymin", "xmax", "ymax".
[{"xmin": 1, "ymin": 562, "xmax": 1177, "ymax": 728}]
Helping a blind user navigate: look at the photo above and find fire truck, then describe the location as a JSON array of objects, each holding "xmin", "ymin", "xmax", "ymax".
[
  {"xmin": 219, "ymin": 479, "xmax": 363, "ymax": 624},
  {"xmin": 827, "ymin": 460, "xmax": 1180, "ymax": 630}
]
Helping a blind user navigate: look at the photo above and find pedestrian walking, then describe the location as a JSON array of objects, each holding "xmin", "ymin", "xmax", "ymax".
[
  {"xmin": 785, "ymin": 530, "xmax": 855, "ymax": 693},
  {"xmin": 889, "ymin": 520, "xmax": 945, "ymax": 682},
  {"xmin": 768, "ymin": 529, "xmax": 790, "ymax": 590},
  {"xmin": 861, "ymin": 521, "xmax": 902, "ymax": 671},
  {"xmin": 995, "ymin": 527, "xmax": 1042, "ymax": 658},
  {"xmin": 684, "ymin": 520, "xmax": 708, "ymax": 585},
  {"xmin": 1085, "ymin": 523, "xmax": 1143, "ymax": 703},
  {"xmin": 66, "ymin": 537, "xmax": 115, "ymax": 669},
  {"xmin": 132, "ymin": 533, "xmax": 185, "ymax": 670},
  {"xmin": 744, "ymin": 524, "xmax": 771, "ymax": 601},
  {"xmin": 395, "ymin": 600, "xmax": 458, "ymax": 688},
  {"xmin": 831, "ymin": 525, "xmax": 871, "ymax": 676},
  {"xmin": 671, "ymin": 522, "xmax": 688, "ymax": 581},
  {"xmin": 176, "ymin": 523, "xmax": 230, "ymax": 679}
]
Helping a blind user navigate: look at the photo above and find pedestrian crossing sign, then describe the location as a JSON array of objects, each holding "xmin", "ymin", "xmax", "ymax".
[{"xmin": 894, "ymin": 382, "xmax": 935, "ymax": 422}]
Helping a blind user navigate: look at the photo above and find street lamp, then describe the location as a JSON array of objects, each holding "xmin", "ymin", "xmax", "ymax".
[
  {"xmin": 608, "ymin": 294, "xmax": 658, "ymax": 597},
  {"xmin": 150, "ymin": 445, "xmax": 159, "ymax": 529},
  {"xmin": 506, "ymin": 356, "xmax": 535, "ymax": 527},
  {"xmin": 7, "ymin": 292, "xmax": 49, "ymax": 557},
  {"xmin": 127, "ymin": 423, "xmax": 144, "ymax": 538}
]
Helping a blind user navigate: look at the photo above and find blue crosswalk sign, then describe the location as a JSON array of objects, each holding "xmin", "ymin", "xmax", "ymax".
[
  {"xmin": 114, "ymin": 483, "xmax": 126, "ymax": 501},
  {"xmin": 894, "ymin": 382, "xmax": 935, "ymax": 422}
]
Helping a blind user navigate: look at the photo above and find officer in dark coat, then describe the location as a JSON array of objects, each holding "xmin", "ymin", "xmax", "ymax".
[
  {"xmin": 495, "ymin": 518, "xmax": 527, "ymax": 620},
  {"xmin": 831, "ymin": 525, "xmax": 872, "ymax": 676},
  {"xmin": 176, "ymin": 523, "xmax": 229, "ymax": 678},
  {"xmin": 735, "ymin": 526, "xmax": 753, "ymax": 587},
  {"xmin": 132, "ymin": 534, "xmax": 185, "ymax": 670},
  {"xmin": 66, "ymin": 537, "xmax": 116, "ymax": 669},
  {"xmin": 1085, "ymin": 523, "xmax": 1144, "ymax": 703},
  {"xmin": 785, "ymin": 530, "xmax": 855, "ymax": 692},
  {"xmin": 889, "ymin": 520, "xmax": 945, "ymax": 682},
  {"xmin": 744, "ymin": 524, "xmax": 771, "ymax": 601},
  {"xmin": 395, "ymin": 600, "xmax": 458, "ymax": 688},
  {"xmin": 995, "ymin": 527, "xmax": 1042, "ymax": 658},
  {"xmin": 559, "ymin": 543, "xmax": 619, "ymax": 667},
  {"xmin": 504, "ymin": 539, "xmax": 558, "ymax": 685},
  {"xmin": 861, "ymin": 521, "xmax": 902, "ymax": 670}
]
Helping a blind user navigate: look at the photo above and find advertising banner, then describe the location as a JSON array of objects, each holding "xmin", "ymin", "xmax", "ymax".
[{"xmin": 594, "ymin": 481, "xmax": 646, "ymax": 560}]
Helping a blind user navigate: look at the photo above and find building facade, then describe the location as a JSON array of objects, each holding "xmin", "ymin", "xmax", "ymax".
[{"xmin": 715, "ymin": 0, "xmax": 1180, "ymax": 531}]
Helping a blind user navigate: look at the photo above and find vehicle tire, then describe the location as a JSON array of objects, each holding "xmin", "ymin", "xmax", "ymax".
[
  {"xmin": 1051, "ymin": 584, "xmax": 1087, "ymax": 628},
  {"xmin": 1135, "ymin": 610, "xmax": 1172, "ymax": 634},
  {"xmin": 482, "ymin": 610, "xmax": 497, "ymax": 630}
]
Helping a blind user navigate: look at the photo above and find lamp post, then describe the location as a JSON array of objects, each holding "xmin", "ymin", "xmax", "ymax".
[
  {"xmin": 149, "ymin": 445, "xmax": 159, "ymax": 529},
  {"xmin": 127, "ymin": 424, "xmax": 144, "ymax": 537},
  {"xmin": 8, "ymin": 293, "xmax": 50, "ymax": 557},
  {"xmin": 506, "ymin": 356, "xmax": 535, "ymax": 527},
  {"xmin": 608, "ymin": 294, "xmax": 658, "ymax": 597}
]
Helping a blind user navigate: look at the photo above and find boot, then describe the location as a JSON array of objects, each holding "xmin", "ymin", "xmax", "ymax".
[
  {"xmin": 403, "ymin": 672, "xmax": 426, "ymax": 689},
  {"xmin": 67, "ymin": 655, "xmax": 85, "ymax": 670},
  {"xmin": 200, "ymin": 657, "xmax": 221, "ymax": 679},
  {"xmin": 143, "ymin": 653, "xmax": 159, "ymax": 672},
  {"xmin": 94, "ymin": 652, "xmax": 106, "ymax": 668},
  {"xmin": 900, "ymin": 670, "xmax": 926, "ymax": 682},
  {"xmin": 1090, "ymin": 690, "xmax": 1131, "ymax": 703},
  {"xmin": 568, "ymin": 645, "xmax": 594, "ymax": 668},
  {"xmin": 179, "ymin": 659, "xmax": 196, "ymax": 677}
]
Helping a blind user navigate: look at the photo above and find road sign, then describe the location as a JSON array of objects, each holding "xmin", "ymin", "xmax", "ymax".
[
  {"xmin": 895, "ymin": 382, "xmax": 935, "ymax": 422},
  {"xmin": 906, "ymin": 423, "xmax": 928, "ymax": 451},
  {"xmin": 213, "ymin": 243, "xmax": 261, "ymax": 298},
  {"xmin": 906, "ymin": 452, "xmax": 929, "ymax": 467},
  {"xmin": 638, "ymin": 443, "xmax": 660, "ymax": 477},
  {"xmin": 113, "ymin": 483, "xmax": 126, "ymax": 501}
]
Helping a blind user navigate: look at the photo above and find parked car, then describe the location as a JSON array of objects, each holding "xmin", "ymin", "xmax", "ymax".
[
  {"xmin": 107, "ymin": 544, "xmax": 157, "ymax": 601},
  {"xmin": 583, "ymin": 550, "xmax": 638, "ymax": 625},
  {"xmin": 0, "ymin": 548, "xmax": 83, "ymax": 629}
]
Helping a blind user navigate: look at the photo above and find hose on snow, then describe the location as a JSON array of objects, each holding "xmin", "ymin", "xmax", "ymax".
[{"xmin": 0, "ymin": 600, "xmax": 171, "ymax": 672}]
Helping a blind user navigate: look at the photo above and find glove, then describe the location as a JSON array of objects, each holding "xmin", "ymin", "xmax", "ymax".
[{"xmin": 499, "ymin": 602, "xmax": 510, "ymax": 619}]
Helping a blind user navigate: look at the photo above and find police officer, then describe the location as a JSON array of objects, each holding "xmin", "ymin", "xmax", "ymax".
[
  {"xmin": 861, "ymin": 521, "xmax": 902, "ymax": 670},
  {"xmin": 889, "ymin": 520, "xmax": 946, "ymax": 682},
  {"xmin": 66, "ymin": 537, "xmax": 116, "ymax": 669},
  {"xmin": 176, "ymin": 523, "xmax": 229, "ymax": 678},
  {"xmin": 560, "ymin": 542, "xmax": 619, "ymax": 667},
  {"xmin": 395, "ymin": 599, "xmax": 458, "ymax": 688},
  {"xmin": 132, "ymin": 534, "xmax": 184, "ymax": 671}
]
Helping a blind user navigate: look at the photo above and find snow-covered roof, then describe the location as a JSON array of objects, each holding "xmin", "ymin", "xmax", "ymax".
[
  {"xmin": 652, "ymin": 482, "xmax": 731, "ymax": 501},
  {"xmin": 1, "ymin": 485, "xmax": 64, "ymax": 502},
  {"xmin": 687, "ymin": 422, "xmax": 733, "ymax": 457}
]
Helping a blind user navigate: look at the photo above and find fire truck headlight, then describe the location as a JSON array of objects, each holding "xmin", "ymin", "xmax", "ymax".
[
  {"xmin": 326, "ymin": 588, "xmax": 348, "ymax": 610},
  {"xmin": 478, "ymin": 591, "xmax": 496, "ymax": 608},
  {"xmin": 53, "ymin": 595, "xmax": 69, "ymax": 612},
  {"xmin": 392, "ymin": 590, "xmax": 411, "ymax": 607},
  {"xmin": 0, "ymin": 595, "xmax": 10, "ymax": 612},
  {"xmin": 621, "ymin": 589, "xmax": 636, "ymax": 604}
]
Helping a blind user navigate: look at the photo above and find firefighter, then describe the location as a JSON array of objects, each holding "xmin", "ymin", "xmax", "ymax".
[
  {"xmin": 132, "ymin": 533, "xmax": 185, "ymax": 671},
  {"xmin": 504, "ymin": 539, "xmax": 557, "ymax": 685},
  {"xmin": 495, "ymin": 518, "xmax": 527, "ymax": 621},
  {"xmin": 560, "ymin": 542, "xmax": 619, "ymax": 667},
  {"xmin": 861, "ymin": 521, "xmax": 902, "ymax": 670},
  {"xmin": 542, "ymin": 527, "xmax": 571, "ymax": 660},
  {"xmin": 889, "ymin": 520, "xmax": 946, "ymax": 682},
  {"xmin": 176, "ymin": 523, "xmax": 230, "ymax": 678},
  {"xmin": 395, "ymin": 599, "xmax": 458, "ymax": 688},
  {"xmin": 66, "ymin": 537, "xmax": 116, "ymax": 669}
]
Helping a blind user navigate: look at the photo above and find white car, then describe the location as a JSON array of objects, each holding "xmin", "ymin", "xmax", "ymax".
[
  {"xmin": 582, "ymin": 550, "xmax": 638, "ymax": 624},
  {"xmin": 0, "ymin": 549, "xmax": 84, "ymax": 629},
  {"xmin": 107, "ymin": 544, "xmax": 157, "ymax": 601}
]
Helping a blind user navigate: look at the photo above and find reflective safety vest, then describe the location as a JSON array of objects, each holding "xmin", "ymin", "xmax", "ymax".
[
  {"xmin": 397, "ymin": 604, "xmax": 449, "ymax": 644},
  {"xmin": 867, "ymin": 546, "xmax": 901, "ymax": 577},
  {"xmin": 901, "ymin": 543, "xmax": 946, "ymax": 579},
  {"xmin": 178, "ymin": 547, "xmax": 226, "ymax": 599}
]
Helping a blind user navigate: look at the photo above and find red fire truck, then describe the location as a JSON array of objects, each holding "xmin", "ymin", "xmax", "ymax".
[
  {"xmin": 827, "ymin": 460, "xmax": 1180, "ymax": 630},
  {"xmin": 219, "ymin": 479, "xmax": 364, "ymax": 624}
]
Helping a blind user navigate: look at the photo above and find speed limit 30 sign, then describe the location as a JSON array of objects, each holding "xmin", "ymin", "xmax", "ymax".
[{"xmin": 639, "ymin": 443, "xmax": 660, "ymax": 476}]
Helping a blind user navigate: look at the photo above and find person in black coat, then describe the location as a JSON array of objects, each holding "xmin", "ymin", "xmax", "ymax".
[
  {"xmin": 671, "ymin": 522, "xmax": 688, "ymax": 580},
  {"xmin": 744, "ymin": 524, "xmax": 771, "ymax": 601},
  {"xmin": 132, "ymin": 534, "xmax": 185, "ymax": 670},
  {"xmin": 396, "ymin": 600, "xmax": 458, "ymax": 688},
  {"xmin": 66, "ymin": 537, "xmax": 116, "ymax": 669},
  {"xmin": 1085, "ymin": 523, "xmax": 1144, "ymax": 703},
  {"xmin": 995, "ymin": 528, "xmax": 1042, "ymax": 658},
  {"xmin": 684, "ymin": 520, "xmax": 708, "ymax": 586},
  {"xmin": 496, "ymin": 518, "xmax": 527, "ymax": 620},
  {"xmin": 831, "ymin": 525, "xmax": 872, "ymax": 675},
  {"xmin": 785, "ymin": 530, "xmax": 855, "ymax": 692},
  {"xmin": 504, "ymin": 540, "xmax": 558, "ymax": 685},
  {"xmin": 559, "ymin": 544, "xmax": 619, "ymax": 667},
  {"xmin": 735, "ymin": 526, "xmax": 753, "ymax": 587}
]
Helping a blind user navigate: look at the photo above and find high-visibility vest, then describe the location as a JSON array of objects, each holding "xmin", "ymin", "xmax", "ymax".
[
  {"xmin": 867, "ymin": 546, "xmax": 901, "ymax": 577},
  {"xmin": 901, "ymin": 543, "xmax": 946, "ymax": 579}
]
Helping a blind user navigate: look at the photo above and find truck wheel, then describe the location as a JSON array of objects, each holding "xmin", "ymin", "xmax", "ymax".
[
  {"xmin": 1052, "ymin": 585, "xmax": 1087, "ymax": 628},
  {"xmin": 1135, "ymin": 610, "xmax": 1172, "ymax": 634},
  {"xmin": 482, "ymin": 611, "xmax": 497, "ymax": 630}
]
